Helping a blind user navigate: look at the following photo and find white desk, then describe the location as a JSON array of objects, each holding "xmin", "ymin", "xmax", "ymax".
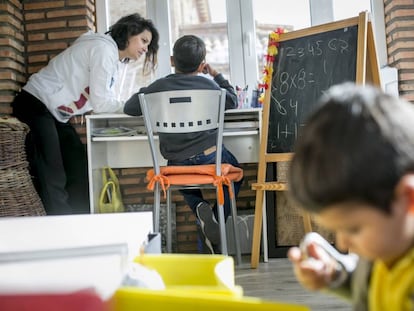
[{"xmin": 86, "ymin": 109, "xmax": 262, "ymax": 213}]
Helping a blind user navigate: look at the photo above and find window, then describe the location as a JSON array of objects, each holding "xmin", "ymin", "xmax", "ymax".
[
  {"xmin": 170, "ymin": 0, "xmax": 230, "ymax": 80},
  {"xmin": 333, "ymin": 0, "xmax": 371, "ymax": 20},
  {"xmin": 98, "ymin": 0, "xmax": 379, "ymax": 102},
  {"xmin": 254, "ymin": 0, "xmax": 311, "ymax": 31},
  {"xmin": 253, "ymin": 0, "xmax": 311, "ymax": 89}
]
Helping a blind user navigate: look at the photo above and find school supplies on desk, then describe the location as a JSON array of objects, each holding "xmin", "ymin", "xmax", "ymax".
[
  {"xmin": 250, "ymin": 89, "xmax": 262, "ymax": 108},
  {"xmin": 236, "ymin": 85, "xmax": 249, "ymax": 109}
]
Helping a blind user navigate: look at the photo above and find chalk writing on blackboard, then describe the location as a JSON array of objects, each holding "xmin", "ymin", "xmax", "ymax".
[{"xmin": 267, "ymin": 25, "xmax": 358, "ymax": 153}]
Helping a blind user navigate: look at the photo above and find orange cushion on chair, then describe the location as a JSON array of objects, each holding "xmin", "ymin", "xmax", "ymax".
[
  {"xmin": 146, "ymin": 163, "xmax": 243, "ymax": 185},
  {"xmin": 146, "ymin": 164, "xmax": 243, "ymax": 205}
]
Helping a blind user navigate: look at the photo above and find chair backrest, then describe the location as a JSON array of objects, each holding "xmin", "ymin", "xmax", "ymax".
[{"xmin": 139, "ymin": 89, "xmax": 226, "ymax": 175}]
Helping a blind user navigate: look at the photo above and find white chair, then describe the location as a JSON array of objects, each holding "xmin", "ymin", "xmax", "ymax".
[{"xmin": 139, "ymin": 89, "xmax": 242, "ymax": 264}]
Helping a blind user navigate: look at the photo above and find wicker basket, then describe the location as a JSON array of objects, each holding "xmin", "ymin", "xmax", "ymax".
[
  {"xmin": 0, "ymin": 167, "xmax": 45, "ymax": 216},
  {"xmin": 0, "ymin": 116, "xmax": 46, "ymax": 216},
  {"xmin": 0, "ymin": 117, "xmax": 30, "ymax": 169}
]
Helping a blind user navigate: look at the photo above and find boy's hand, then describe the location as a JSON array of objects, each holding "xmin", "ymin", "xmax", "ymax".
[
  {"xmin": 288, "ymin": 243, "xmax": 339, "ymax": 291},
  {"xmin": 202, "ymin": 63, "xmax": 218, "ymax": 77}
]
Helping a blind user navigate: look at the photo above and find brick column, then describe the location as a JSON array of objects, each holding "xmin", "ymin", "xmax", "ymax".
[
  {"xmin": 23, "ymin": 0, "xmax": 96, "ymax": 75},
  {"xmin": 384, "ymin": 0, "xmax": 414, "ymax": 102},
  {"xmin": 0, "ymin": 0, "xmax": 25, "ymax": 114}
]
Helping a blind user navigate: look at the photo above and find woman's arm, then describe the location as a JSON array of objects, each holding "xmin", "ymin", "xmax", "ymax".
[{"xmin": 88, "ymin": 46, "xmax": 124, "ymax": 113}]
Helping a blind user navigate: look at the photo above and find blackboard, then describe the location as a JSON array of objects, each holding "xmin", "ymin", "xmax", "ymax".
[{"xmin": 267, "ymin": 25, "xmax": 358, "ymax": 153}]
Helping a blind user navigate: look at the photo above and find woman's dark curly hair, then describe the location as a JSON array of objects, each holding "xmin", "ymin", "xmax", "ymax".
[{"xmin": 107, "ymin": 13, "xmax": 159, "ymax": 74}]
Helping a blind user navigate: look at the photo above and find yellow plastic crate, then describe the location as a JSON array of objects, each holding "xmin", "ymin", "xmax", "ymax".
[
  {"xmin": 133, "ymin": 254, "xmax": 242, "ymax": 296},
  {"xmin": 111, "ymin": 287, "xmax": 310, "ymax": 311},
  {"xmin": 109, "ymin": 254, "xmax": 309, "ymax": 311}
]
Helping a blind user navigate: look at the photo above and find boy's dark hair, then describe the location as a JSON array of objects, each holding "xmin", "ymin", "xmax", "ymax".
[
  {"xmin": 288, "ymin": 83, "xmax": 414, "ymax": 214},
  {"xmin": 107, "ymin": 13, "xmax": 159, "ymax": 72},
  {"xmin": 172, "ymin": 35, "xmax": 206, "ymax": 73}
]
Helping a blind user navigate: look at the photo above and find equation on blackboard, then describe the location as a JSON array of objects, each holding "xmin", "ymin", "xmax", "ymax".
[{"xmin": 267, "ymin": 25, "xmax": 358, "ymax": 153}]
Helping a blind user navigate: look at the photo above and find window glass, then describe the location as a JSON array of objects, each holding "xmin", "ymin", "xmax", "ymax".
[
  {"xmin": 107, "ymin": 1, "xmax": 153, "ymax": 101},
  {"xmin": 333, "ymin": 0, "xmax": 371, "ymax": 20},
  {"xmin": 253, "ymin": 0, "xmax": 311, "ymax": 83},
  {"xmin": 254, "ymin": 0, "xmax": 311, "ymax": 32},
  {"xmin": 170, "ymin": 0, "xmax": 230, "ymax": 79}
]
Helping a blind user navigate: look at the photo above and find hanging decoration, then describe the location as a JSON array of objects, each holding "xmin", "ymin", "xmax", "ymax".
[{"xmin": 258, "ymin": 28, "xmax": 285, "ymax": 104}]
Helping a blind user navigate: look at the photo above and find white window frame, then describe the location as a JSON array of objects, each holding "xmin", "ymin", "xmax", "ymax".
[
  {"xmin": 146, "ymin": 0, "xmax": 173, "ymax": 79},
  {"xmin": 226, "ymin": 0, "xmax": 259, "ymax": 94}
]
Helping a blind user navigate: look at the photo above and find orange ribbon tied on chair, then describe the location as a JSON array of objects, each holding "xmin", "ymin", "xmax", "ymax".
[
  {"xmin": 213, "ymin": 175, "xmax": 233, "ymax": 206},
  {"xmin": 146, "ymin": 173, "xmax": 170, "ymax": 199}
]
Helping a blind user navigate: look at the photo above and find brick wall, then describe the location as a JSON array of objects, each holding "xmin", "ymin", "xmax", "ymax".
[
  {"xmin": 0, "ymin": 0, "xmax": 25, "ymax": 115},
  {"xmin": 23, "ymin": 0, "xmax": 95, "ymax": 74},
  {"xmin": 384, "ymin": 0, "xmax": 414, "ymax": 102}
]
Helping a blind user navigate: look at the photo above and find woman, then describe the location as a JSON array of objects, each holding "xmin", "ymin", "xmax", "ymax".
[{"xmin": 12, "ymin": 13, "xmax": 159, "ymax": 215}]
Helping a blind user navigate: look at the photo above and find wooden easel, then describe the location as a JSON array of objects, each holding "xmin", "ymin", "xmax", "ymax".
[{"xmin": 250, "ymin": 12, "xmax": 381, "ymax": 268}]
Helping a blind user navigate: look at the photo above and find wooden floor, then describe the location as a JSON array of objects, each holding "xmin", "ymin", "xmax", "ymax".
[{"xmin": 234, "ymin": 256, "xmax": 352, "ymax": 311}]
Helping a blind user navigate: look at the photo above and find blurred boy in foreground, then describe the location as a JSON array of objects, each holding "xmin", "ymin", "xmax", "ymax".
[{"xmin": 288, "ymin": 83, "xmax": 414, "ymax": 311}]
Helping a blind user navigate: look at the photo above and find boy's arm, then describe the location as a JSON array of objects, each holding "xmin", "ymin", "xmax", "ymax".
[
  {"xmin": 326, "ymin": 257, "xmax": 371, "ymax": 309},
  {"xmin": 203, "ymin": 63, "xmax": 237, "ymax": 110},
  {"xmin": 289, "ymin": 232, "xmax": 372, "ymax": 309},
  {"xmin": 323, "ymin": 257, "xmax": 354, "ymax": 299},
  {"xmin": 123, "ymin": 88, "xmax": 147, "ymax": 116},
  {"xmin": 213, "ymin": 73, "xmax": 238, "ymax": 110},
  {"xmin": 288, "ymin": 234, "xmax": 359, "ymax": 301}
]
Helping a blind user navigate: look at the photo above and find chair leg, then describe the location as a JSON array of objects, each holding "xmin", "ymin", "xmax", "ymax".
[
  {"xmin": 153, "ymin": 183, "xmax": 161, "ymax": 233},
  {"xmin": 166, "ymin": 189, "xmax": 172, "ymax": 253},
  {"xmin": 217, "ymin": 202, "xmax": 228, "ymax": 256},
  {"xmin": 231, "ymin": 183, "xmax": 242, "ymax": 265},
  {"xmin": 230, "ymin": 182, "xmax": 242, "ymax": 265}
]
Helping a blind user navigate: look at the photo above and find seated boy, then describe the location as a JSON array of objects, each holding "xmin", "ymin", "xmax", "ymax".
[
  {"xmin": 124, "ymin": 35, "xmax": 242, "ymax": 254},
  {"xmin": 287, "ymin": 82, "xmax": 414, "ymax": 310}
]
